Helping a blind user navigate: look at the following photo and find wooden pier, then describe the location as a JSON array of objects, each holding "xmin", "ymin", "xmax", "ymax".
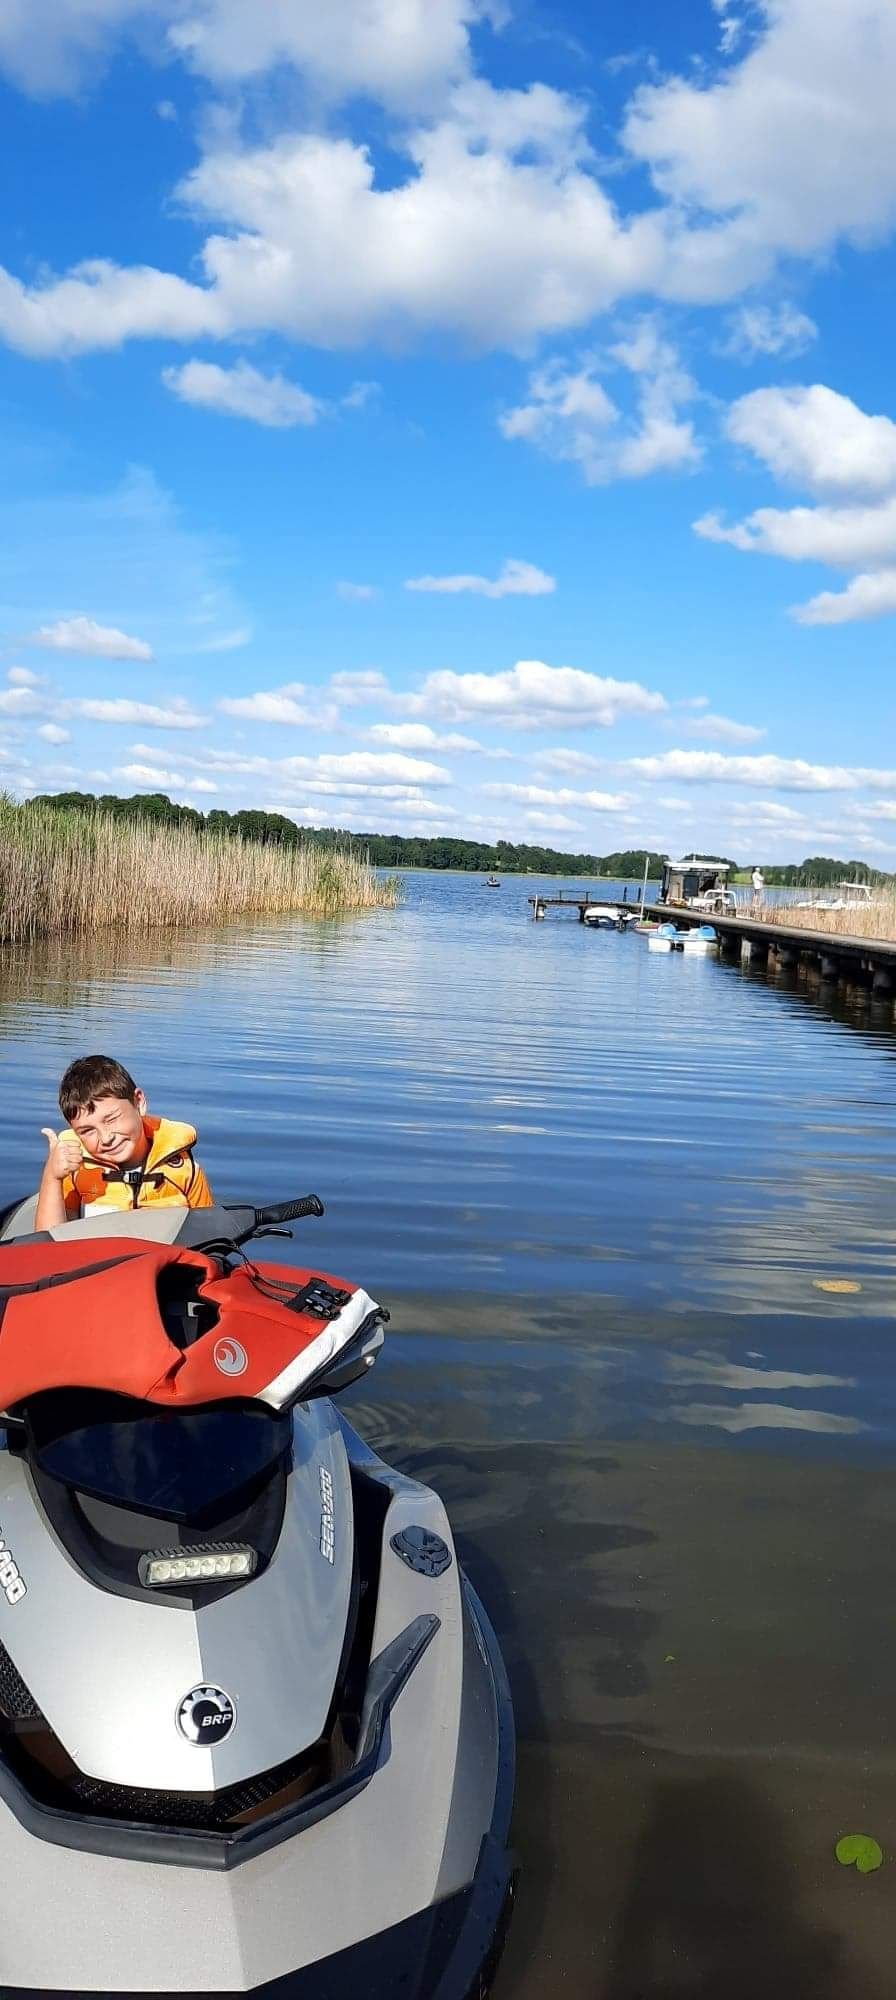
[
  {"xmin": 528, "ymin": 894, "xmax": 896, "ymax": 997},
  {"xmin": 529, "ymin": 892, "xmax": 611, "ymax": 920}
]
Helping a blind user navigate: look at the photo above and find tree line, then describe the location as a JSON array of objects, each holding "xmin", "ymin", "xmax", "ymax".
[
  {"xmin": 28, "ymin": 792, "xmax": 895, "ymax": 887},
  {"xmin": 28, "ymin": 794, "xmax": 667, "ymax": 877},
  {"xmin": 758, "ymin": 857, "xmax": 894, "ymax": 887}
]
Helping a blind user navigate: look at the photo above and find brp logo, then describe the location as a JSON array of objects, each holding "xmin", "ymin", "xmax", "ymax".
[
  {"xmin": 176, "ymin": 1685, "xmax": 236, "ymax": 1746},
  {"xmin": 213, "ymin": 1336, "xmax": 248, "ymax": 1377}
]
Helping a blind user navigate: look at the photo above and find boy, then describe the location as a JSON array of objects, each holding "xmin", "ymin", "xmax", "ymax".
[{"xmin": 36, "ymin": 1055, "xmax": 213, "ymax": 1228}]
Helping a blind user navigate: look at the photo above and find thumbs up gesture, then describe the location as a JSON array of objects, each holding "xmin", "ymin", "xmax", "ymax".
[{"xmin": 40, "ymin": 1128, "xmax": 83, "ymax": 1183}]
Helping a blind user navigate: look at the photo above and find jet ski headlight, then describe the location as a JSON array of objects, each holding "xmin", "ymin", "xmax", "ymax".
[{"xmin": 139, "ymin": 1544, "xmax": 257, "ymax": 1588}]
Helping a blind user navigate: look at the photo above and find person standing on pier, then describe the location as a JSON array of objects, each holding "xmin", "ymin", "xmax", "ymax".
[{"xmin": 751, "ymin": 865, "xmax": 765, "ymax": 914}]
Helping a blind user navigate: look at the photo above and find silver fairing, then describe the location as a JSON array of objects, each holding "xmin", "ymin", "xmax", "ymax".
[
  {"xmin": 0, "ymin": 1401, "xmax": 353, "ymax": 1790},
  {"xmin": 0, "ymin": 1417, "xmax": 511, "ymax": 1993}
]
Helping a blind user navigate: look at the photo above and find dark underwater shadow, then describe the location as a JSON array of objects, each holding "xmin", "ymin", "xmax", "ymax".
[{"xmin": 605, "ymin": 1773, "xmax": 844, "ymax": 2000}]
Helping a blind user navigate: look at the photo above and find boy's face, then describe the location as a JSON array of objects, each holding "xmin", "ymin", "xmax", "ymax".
[{"xmin": 68, "ymin": 1090, "xmax": 148, "ymax": 1166}]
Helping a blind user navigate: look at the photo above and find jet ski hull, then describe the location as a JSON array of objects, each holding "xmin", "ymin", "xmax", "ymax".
[{"xmin": 0, "ymin": 1409, "xmax": 514, "ymax": 1997}]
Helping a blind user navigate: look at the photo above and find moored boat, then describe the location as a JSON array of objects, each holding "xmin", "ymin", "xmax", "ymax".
[
  {"xmin": 583, "ymin": 904, "xmax": 637, "ymax": 929},
  {"xmin": 647, "ymin": 923, "xmax": 684, "ymax": 952}
]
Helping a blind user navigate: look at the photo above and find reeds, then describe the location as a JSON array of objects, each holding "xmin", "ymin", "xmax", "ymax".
[
  {"xmin": 758, "ymin": 895, "xmax": 896, "ymax": 940},
  {"xmin": 0, "ymin": 796, "xmax": 399, "ymax": 943}
]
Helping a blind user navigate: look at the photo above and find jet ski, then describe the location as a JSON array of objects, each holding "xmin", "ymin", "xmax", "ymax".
[{"xmin": 0, "ymin": 1192, "xmax": 515, "ymax": 1997}]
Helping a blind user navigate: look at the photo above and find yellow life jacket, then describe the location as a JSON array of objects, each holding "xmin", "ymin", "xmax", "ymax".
[{"xmin": 63, "ymin": 1116, "xmax": 214, "ymax": 1216}]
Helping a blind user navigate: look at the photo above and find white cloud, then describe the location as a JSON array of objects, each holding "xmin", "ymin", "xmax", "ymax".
[
  {"xmin": 486, "ymin": 782, "xmax": 631, "ymax": 810},
  {"xmin": 526, "ymin": 811, "xmax": 585, "ymax": 832},
  {"xmin": 726, "ymin": 385, "xmax": 896, "ymax": 496},
  {"xmin": 0, "ymin": 686, "xmax": 46, "ymax": 717},
  {"xmin": 414, "ymin": 658, "xmax": 667, "ymax": 729},
  {"xmin": 715, "ymin": 11, "xmax": 745, "ymax": 57},
  {"xmin": 0, "ymin": 0, "xmax": 487, "ymax": 106},
  {"xmin": 166, "ymin": 0, "xmax": 484, "ymax": 108},
  {"xmin": 730, "ymin": 800, "xmax": 804, "ymax": 824},
  {"xmin": 29, "ymin": 613, "xmax": 153, "ymax": 660},
  {"xmin": 683, "ymin": 711, "xmax": 765, "ymax": 744},
  {"xmin": 0, "ymin": 81, "xmax": 669, "ymax": 356},
  {"xmin": 163, "ymin": 358, "xmax": 323, "ymax": 428},
  {"xmin": 218, "ymin": 684, "xmax": 329, "ymax": 727},
  {"xmin": 156, "ymin": 97, "xmax": 177, "ymax": 121},
  {"xmin": 695, "ymin": 494, "xmax": 896, "ymax": 568},
  {"xmin": 340, "ymin": 380, "xmax": 379, "ymax": 412},
  {"xmin": 337, "ymin": 581, "xmax": 380, "ymax": 601},
  {"xmin": 0, "ymin": 0, "xmax": 146, "ymax": 95},
  {"xmin": 536, "ymin": 748, "xmax": 605, "ymax": 775},
  {"xmin": 722, "ymin": 302, "xmax": 817, "ymax": 361},
  {"xmin": 405, "ymin": 558, "xmax": 555, "ymax": 599},
  {"xmin": 193, "ymin": 625, "xmax": 252, "ymax": 652},
  {"xmin": 624, "ymin": 0, "xmax": 896, "ymax": 291},
  {"xmin": 328, "ymin": 669, "xmax": 390, "ymax": 704},
  {"xmin": 71, "ymin": 698, "xmax": 205, "ymax": 728},
  {"xmin": 36, "ymin": 722, "xmax": 70, "ymax": 744},
  {"xmin": 698, "ymin": 380, "xmax": 896, "ymax": 623},
  {"xmin": 369, "ymin": 722, "xmax": 484, "ymax": 752},
  {"xmin": 628, "ymin": 749, "xmax": 896, "ymax": 791},
  {"xmin": 4, "ymin": 3, "xmax": 896, "ymax": 360},
  {"xmin": 851, "ymin": 832, "xmax": 896, "ymax": 852},
  {"xmin": 794, "ymin": 569, "xmax": 896, "ymax": 626},
  {"xmin": 292, "ymin": 780, "xmax": 441, "ymax": 802},
  {"xmin": 7, "ymin": 665, "xmax": 41, "ymax": 686},
  {"xmin": 295, "ymin": 751, "xmax": 452, "ymax": 788},
  {"xmin": 500, "ymin": 322, "xmax": 700, "ymax": 484},
  {"xmin": 120, "ymin": 762, "xmax": 217, "ymax": 792},
  {"xmin": 129, "ymin": 740, "xmax": 268, "ymax": 775}
]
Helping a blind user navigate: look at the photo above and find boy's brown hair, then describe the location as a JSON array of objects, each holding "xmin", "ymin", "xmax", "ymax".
[{"xmin": 59, "ymin": 1056, "xmax": 139, "ymax": 1123}]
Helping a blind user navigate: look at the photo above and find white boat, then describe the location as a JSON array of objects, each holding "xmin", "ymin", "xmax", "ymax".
[
  {"xmin": 647, "ymin": 923, "xmax": 684, "ymax": 952},
  {"xmin": 794, "ymin": 880, "xmax": 873, "ymax": 914},
  {"xmin": 681, "ymin": 925, "xmax": 719, "ymax": 953},
  {"xmin": 583, "ymin": 903, "xmax": 637, "ymax": 929}
]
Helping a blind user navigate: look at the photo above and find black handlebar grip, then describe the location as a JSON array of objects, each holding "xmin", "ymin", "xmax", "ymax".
[{"xmin": 256, "ymin": 1195, "xmax": 325, "ymax": 1225}]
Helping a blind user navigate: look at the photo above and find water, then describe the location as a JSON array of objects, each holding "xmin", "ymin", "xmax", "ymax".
[{"xmin": 3, "ymin": 872, "xmax": 896, "ymax": 1996}]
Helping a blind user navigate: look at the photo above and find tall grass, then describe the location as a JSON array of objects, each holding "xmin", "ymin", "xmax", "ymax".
[
  {"xmin": 0, "ymin": 797, "xmax": 399, "ymax": 943},
  {"xmin": 758, "ymin": 895, "xmax": 896, "ymax": 940}
]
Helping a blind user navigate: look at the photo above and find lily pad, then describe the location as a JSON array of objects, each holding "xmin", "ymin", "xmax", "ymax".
[
  {"xmin": 814, "ymin": 1279, "xmax": 862, "ymax": 1294},
  {"xmin": 835, "ymin": 1834, "xmax": 883, "ymax": 1873}
]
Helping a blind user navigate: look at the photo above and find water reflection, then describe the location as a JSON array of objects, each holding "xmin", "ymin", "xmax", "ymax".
[{"xmin": 3, "ymin": 876, "xmax": 896, "ymax": 1996}]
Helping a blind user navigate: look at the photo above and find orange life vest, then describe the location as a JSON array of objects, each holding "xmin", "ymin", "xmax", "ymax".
[
  {"xmin": 63, "ymin": 1116, "xmax": 213, "ymax": 1217},
  {"xmin": 0, "ymin": 1239, "xmax": 370, "ymax": 1412}
]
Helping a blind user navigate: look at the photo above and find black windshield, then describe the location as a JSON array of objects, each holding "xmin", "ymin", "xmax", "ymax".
[{"xmin": 24, "ymin": 1391, "xmax": 292, "ymax": 1523}]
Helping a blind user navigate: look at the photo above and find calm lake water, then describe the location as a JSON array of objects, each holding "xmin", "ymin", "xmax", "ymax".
[{"xmin": 4, "ymin": 871, "xmax": 896, "ymax": 1997}]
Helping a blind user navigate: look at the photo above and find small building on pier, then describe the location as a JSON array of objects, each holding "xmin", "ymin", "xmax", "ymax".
[{"xmin": 661, "ymin": 855, "xmax": 733, "ymax": 911}]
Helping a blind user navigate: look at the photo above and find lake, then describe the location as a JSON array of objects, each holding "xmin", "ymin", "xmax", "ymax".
[{"xmin": 3, "ymin": 870, "xmax": 896, "ymax": 1998}]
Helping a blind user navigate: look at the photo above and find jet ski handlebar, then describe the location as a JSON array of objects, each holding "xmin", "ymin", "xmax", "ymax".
[
  {"xmin": 232, "ymin": 1194, "xmax": 325, "ymax": 1241},
  {"xmin": 255, "ymin": 1194, "xmax": 325, "ymax": 1227}
]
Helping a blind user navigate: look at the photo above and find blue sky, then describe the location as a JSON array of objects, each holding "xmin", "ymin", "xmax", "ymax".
[{"xmin": 2, "ymin": 0, "xmax": 896, "ymax": 863}]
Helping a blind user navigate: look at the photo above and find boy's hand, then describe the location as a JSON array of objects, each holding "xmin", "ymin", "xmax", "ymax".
[{"xmin": 40, "ymin": 1128, "xmax": 82, "ymax": 1183}]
